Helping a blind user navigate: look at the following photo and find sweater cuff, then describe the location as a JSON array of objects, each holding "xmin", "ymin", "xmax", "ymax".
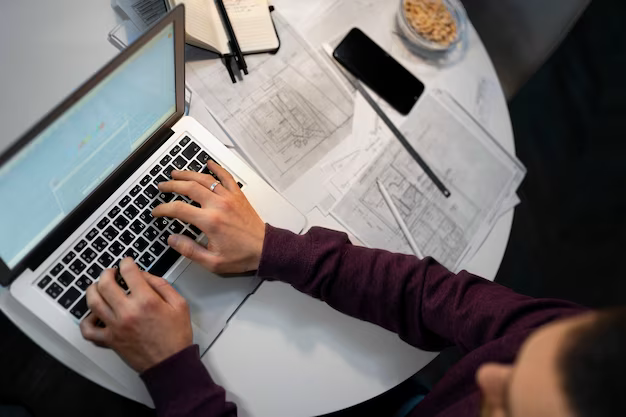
[
  {"xmin": 257, "ymin": 224, "xmax": 313, "ymax": 285},
  {"xmin": 140, "ymin": 345, "xmax": 214, "ymax": 411}
]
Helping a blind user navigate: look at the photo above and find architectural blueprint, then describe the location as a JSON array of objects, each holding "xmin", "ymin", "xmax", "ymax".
[
  {"xmin": 332, "ymin": 91, "xmax": 525, "ymax": 270},
  {"xmin": 185, "ymin": 14, "xmax": 353, "ymax": 194}
]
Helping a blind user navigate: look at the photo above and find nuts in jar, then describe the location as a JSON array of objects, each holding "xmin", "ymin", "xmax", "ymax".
[{"xmin": 403, "ymin": 0, "xmax": 458, "ymax": 46}]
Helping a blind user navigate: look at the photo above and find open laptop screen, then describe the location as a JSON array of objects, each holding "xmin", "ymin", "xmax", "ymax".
[{"xmin": 0, "ymin": 24, "xmax": 176, "ymax": 268}]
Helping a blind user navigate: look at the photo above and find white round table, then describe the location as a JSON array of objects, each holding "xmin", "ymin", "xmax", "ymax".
[{"xmin": 0, "ymin": 1, "xmax": 515, "ymax": 416}]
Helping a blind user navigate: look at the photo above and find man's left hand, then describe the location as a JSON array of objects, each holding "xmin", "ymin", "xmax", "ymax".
[{"xmin": 80, "ymin": 257, "xmax": 193, "ymax": 373}]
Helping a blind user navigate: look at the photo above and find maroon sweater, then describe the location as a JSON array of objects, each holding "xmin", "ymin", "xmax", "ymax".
[{"xmin": 140, "ymin": 225, "xmax": 585, "ymax": 417}]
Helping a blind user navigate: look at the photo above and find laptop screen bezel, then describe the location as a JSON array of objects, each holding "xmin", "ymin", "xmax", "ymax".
[{"xmin": 0, "ymin": 6, "xmax": 186, "ymax": 286}]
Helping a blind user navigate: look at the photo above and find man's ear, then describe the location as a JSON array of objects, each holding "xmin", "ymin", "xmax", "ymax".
[{"xmin": 477, "ymin": 363, "xmax": 514, "ymax": 412}]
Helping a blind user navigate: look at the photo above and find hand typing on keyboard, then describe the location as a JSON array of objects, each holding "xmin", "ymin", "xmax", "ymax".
[
  {"xmin": 80, "ymin": 258, "xmax": 192, "ymax": 372},
  {"xmin": 152, "ymin": 160, "xmax": 266, "ymax": 274}
]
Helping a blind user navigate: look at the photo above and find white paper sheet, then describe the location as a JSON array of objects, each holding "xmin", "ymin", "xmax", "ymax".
[{"xmin": 331, "ymin": 91, "xmax": 525, "ymax": 271}]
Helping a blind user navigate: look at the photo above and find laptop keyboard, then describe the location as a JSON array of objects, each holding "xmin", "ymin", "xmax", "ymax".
[{"xmin": 34, "ymin": 135, "xmax": 243, "ymax": 322}]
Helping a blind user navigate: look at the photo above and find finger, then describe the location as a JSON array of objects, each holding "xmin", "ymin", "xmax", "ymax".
[
  {"xmin": 86, "ymin": 284, "xmax": 115, "ymax": 323},
  {"xmin": 158, "ymin": 180, "xmax": 216, "ymax": 206},
  {"xmin": 80, "ymin": 313, "xmax": 111, "ymax": 346},
  {"xmin": 96, "ymin": 268, "xmax": 128, "ymax": 311},
  {"xmin": 152, "ymin": 200, "xmax": 205, "ymax": 225},
  {"xmin": 143, "ymin": 272, "xmax": 187, "ymax": 309},
  {"xmin": 167, "ymin": 233, "xmax": 215, "ymax": 269},
  {"xmin": 171, "ymin": 169, "xmax": 224, "ymax": 191},
  {"xmin": 208, "ymin": 160, "xmax": 239, "ymax": 192},
  {"xmin": 118, "ymin": 257, "xmax": 152, "ymax": 294}
]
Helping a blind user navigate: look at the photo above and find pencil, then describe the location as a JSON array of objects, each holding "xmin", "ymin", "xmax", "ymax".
[{"xmin": 377, "ymin": 180, "xmax": 425, "ymax": 259}]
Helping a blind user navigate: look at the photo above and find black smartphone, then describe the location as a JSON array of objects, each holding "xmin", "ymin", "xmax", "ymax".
[{"xmin": 333, "ymin": 28, "xmax": 424, "ymax": 115}]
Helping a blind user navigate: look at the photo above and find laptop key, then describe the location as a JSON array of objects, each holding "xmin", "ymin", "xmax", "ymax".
[
  {"xmin": 50, "ymin": 263, "xmax": 64, "ymax": 276},
  {"xmin": 113, "ymin": 215, "xmax": 129, "ymax": 230},
  {"xmin": 108, "ymin": 206, "xmax": 121, "ymax": 218},
  {"xmin": 140, "ymin": 175, "xmax": 151, "ymax": 186},
  {"xmin": 153, "ymin": 174, "xmax": 168, "ymax": 186},
  {"xmin": 150, "ymin": 199, "xmax": 163, "ymax": 209},
  {"xmin": 149, "ymin": 242, "xmax": 165, "ymax": 256},
  {"xmin": 179, "ymin": 136, "xmax": 191, "ymax": 147},
  {"xmin": 119, "ymin": 196, "xmax": 131, "ymax": 207},
  {"xmin": 139, "ymin": 253, "xmax": 156, "ymax": 268},
  {"xmin": 172, "ymin": 156, "xmax": 186, "ymax": 170},
  {"xmin": 150, "ymin": 165, "xmax": 162, "ymax": 176},
  {"xmin": 75, "ymin": 276, "xmax": 92, "ymax": 291},
  {"xmin": 123, "ymin": 205, "xmax": 140, "ymax": 219},
  {"xmin": 115, "ymin": 270, "xmax": 129, "ymax": 291},
  {"xmin": 38, "ymin": 275, "xmax": 52, "ymax": 289},
  {"xmin": 69, "ymin": 259, "xmax": 86, "ymax": 275},
  {"xmin": 133, "ymin": 237, "xmax": 149, "ymax": 252},
  {"xmin": 109, "ymin": 241, "xmax": 125, "ymax": 257},
  {"xmin": 86, "ymin": 228, "xmax": 99, "ymax": 241},
  {"xmin": 92, "ymin": 236, "xmax": 108, "ymax": 252},
  {"xmin": 159, "ymin": 192, "xmax": 174, "ymax": 202},
  {"xmin": 169, "ymin": 145, "xmax": 181, "ymax": 156},
  {"xmin": 189, "ymin": 224, "xmax": 202, "ymax": 235},
  {"xmin": 144, "ymin": 185, "xmax": 158, "ymax": 199},
  {"xmin": 124, "ymin": 248, "xmax": 139, "ymax": 260},
  {"xmin": 80, "ymin": 248, "xmax": 97, "ymax": 263},
  {"xmin": 187, "ymin": 160, "xmax": 203, "ymax": 172},
  {"xmin": 98, "ymin": 252, "xmax": 114, "ymax": 268},
  {"xmin": 129, "ymin": 220, "xmax": 146, "ymax": 234},
  {"xmin": 148, "ymin": 248, "xmax": 181, "ymax": 277},
  {"xmin": 70, "ymin": 296, "xmax": 89, "ymax": 320},
  {"xmin": 168, "ymin": 220, "xmax": 184, "ymax": 234},
  {"xmin": 119, "ymin": 230, "xmax": 135, "ymax": 245},
  {"xmin": 197, "ymin": 151, "xmax": 210, "ymax": 164},
  {"xmin": 58, "ymin": 287, "xmax": 81, "ymax": 309},
  {"xmin": 62, "ymin": 252, "xmax": 76, "ymax": 264},
  {"xmin": 103, "ymin": 226, "xmax": 119, "ymax": 241},
  {"xmin": 46, "ymin": 283, "xmax": 63, "ymax": 299},
  {"xmin": 86, "ymin": 264, "xmax": 103, "ymax": 280},
  {"xmin": 159, "ymin": 231, "xmax": 172, "ymax": 245},
  {"xmin": 97, "ymin": 217, "xmax": 110, "ymax": 229},
  {"xmin": 154, "ymin": 217, "xmax": 169, "ymax": 231},
  {"xmin": 143, "ymin": 226, "xmax": 159, "ymax": 241},
  {"xmin": 182, "ymin": 142, "xmax": 201, "ymax": 160},
  {"xmin": 160, "ymin": 154, "xmax": 172, "ymax": 165},
  {"xmin": 57, "ymin": 271, "xmax": 75, "ymax": 287},
  {"xmin": 129, "ymin": 184, "xmax": 142, "ymax": 197},
  {"xmin": 134, "ymin": 194, "xmax": 150, "ymax": 209},
  {"xmin": 163, "ymin": 165, "xmax": 175, "ymax": 178},
  {"xmin": 140, "ymin": 209, "xmax": 154, "ymax": 225},
  {"xmin": 182, "ymin": 230, "xmax": 196, "ymax": 240},
  {"xmin": 74, "ymin": 239, "xmax": 88, "ymax": 253}
]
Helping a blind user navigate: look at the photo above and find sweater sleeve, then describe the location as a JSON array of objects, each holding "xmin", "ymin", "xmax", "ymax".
[
  {"xmin": 140, "ymin": 345, "xmax": 237, "ymax": 417},
  {"xmin": 257, "ymin": 225, "xmax": 586, "ymax": 352}
]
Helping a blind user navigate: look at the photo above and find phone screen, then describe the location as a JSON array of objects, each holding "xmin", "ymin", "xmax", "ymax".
[{"xmin": 333, "ymin": 28, "xmax": 424, "ymax": 115}]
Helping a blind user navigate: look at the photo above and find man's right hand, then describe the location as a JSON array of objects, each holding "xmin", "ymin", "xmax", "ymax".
[{"xmin": 152, "ymin": 160, "xmax": 266, "ymax": 274}]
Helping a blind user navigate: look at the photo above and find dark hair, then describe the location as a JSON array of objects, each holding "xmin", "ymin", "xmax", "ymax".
[{"xmin": 559, "ymin": 308, "xmax": 626, "ymax": 417}]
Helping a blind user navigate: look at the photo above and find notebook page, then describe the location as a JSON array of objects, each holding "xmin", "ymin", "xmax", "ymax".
[
  {"xmin": 170, "ymin": 0, "xmax": 230, "ymax": 54},
  {"xmin": 224, "ymin": 0, "xmax": 279, "ymax": 53}
]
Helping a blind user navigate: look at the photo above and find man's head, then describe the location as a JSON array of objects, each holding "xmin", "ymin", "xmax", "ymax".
[{"xmin": 477, "ymin": 308, "xmax": 626, "ymax": 417}]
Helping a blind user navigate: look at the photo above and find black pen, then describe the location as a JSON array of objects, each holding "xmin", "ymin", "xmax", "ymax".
[{"xmin": 216, "ymin": 0, "xmax": 248, "ymax": 75}]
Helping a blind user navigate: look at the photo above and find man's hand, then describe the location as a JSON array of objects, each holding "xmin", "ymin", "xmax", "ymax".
[
  {"xmin": 152, "ymin": 160, "xmax": 266, "ymax": 274},
  {"xmin": 80, "ymin": 258, "xmax": 193, "ymax": 373}
]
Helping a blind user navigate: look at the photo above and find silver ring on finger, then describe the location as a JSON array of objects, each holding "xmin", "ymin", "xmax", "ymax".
[{"xmin": 209, "ymin": 180, "xmax": 221, "ymax": 192}]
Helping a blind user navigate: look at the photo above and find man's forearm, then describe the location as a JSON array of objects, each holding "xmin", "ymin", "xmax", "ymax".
[{"xmin": 257, "ymin": 225, "xmax": 585, "ymax": 352}]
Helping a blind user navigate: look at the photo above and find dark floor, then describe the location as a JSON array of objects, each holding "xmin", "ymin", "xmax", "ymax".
[{"xmin": 2, "ymin": 0, "xmax": 626, "ymax": 415}]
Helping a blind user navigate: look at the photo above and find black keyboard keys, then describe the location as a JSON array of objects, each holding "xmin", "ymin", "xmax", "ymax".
[
  {"xmin": 189, "ymin": 224, "xmax": 202, "ymax": 235},
  {"xmin": 154, "ymin": 217, "xmax": 169, "ymax": 231},
  {"xmin": 144, "ymin": 185, "xmax": 158, "ymax": 199},
  {"xmin": 159, "ymin": 231, "xmax": 172, "ymax": 245},
  {"xmin": 150, "ymin": 199, "xmax": 163, "ymax": 209},
  {"xmin": 160, "ymin": 154, "xmax": 172, "ymax": 165},
  {"xmin": 129, "ymin": 220, "xmax": 145, "ymax": 234},
  {"xmin": 97, "ymin": 217, "xmax": 110, "ymax": 229},
  {"xmin": 108, "ymin": 206, "xmax": 121, "ymax": 218},
  {"xmin": 143, "ymin": 227, "xmax": 159, "ymax": 241},
  {"xmin": 113, "ymin": 215, "xmax": 129, "ymax": 230},
  {"xmin": 133, "ymin": 237, "xmax": 149, "ymax": 252},
  {"xmin": 124, "ymin": 205, "xmax": 140, "ymax": 219},
  {"xmin": 183, "ymin": 230, "xmax": 196, "ymax": 240},
  {"xmin": 188, "ymin": 160, "xmax": 203, "ymax": 172},
  {"xmin": 75, "ymin": 276, "xmax": 92, "ymax": 291},
  {"xmin": 50, "ymin": 263, "xmax": 64, "ymax": 276},
  {"xmin": 169, "ymin": 145, "xmax": 181, "ymax": 156},
  {"xmin": 69, "ymin": 259, "xmax": 86, "ymax": 275},
  {"xmin": 38, "ymin": 276, "xmax": 52, "ymax": 289},
  {"xmin": 182, "ymin": 142, "xmax": 201, "ymax": 160},
  {"xmin": 153, "ymin": 174, "xmax": 168, "ymax": 186},
  {"xmin": 81, "ymin": 248, "xmax": 97, "ymax": 263},
  {"xmin": 140, "ymin": 209, "xmax": 154, "ymax": 225},
  {"xmin": 159, "ymin": 192, "xmax": 174, "ymax": 202},
  {"xmin": 86, "ymin": 264, "xmax": 103, "ymax": 280},
  {"xmin": 57, "ymin": 271, "xmax": 75, "ymax": 287},
  {"xmin": 172, "ymin": 156, "xmax": 186, "ymax": 170},
  {"xmin": 86, "ymin": 228, "xmax": 99, "ymax": 241},
  {"xmin": 98, "ymin": 252, "xmax": 114, "ymax": 268},
  {"xmin": 168, "ymin": 220, "xmax": 184, "ymax": 234},
  {"xmin": 134, "ymin": 194, "xmax": 150, "ymax": 209},
  {"xmin": 129, "ymin": 184, "xmax": 142, "ymax": 197},
  {"xmin": 109, "ymin": 241, "xmax": 125, "ymax": 257},
  {"xmin": 197, "ymin": 151, "xmax": 210, "ymax": 164},
  {"xmin": 103, "ymin": 226, "xmax": 119, "ymax": 241},
  {"xmin": 62, "ymin": 252, "xmax": 76, "ymax": 264},
  {"xmin": 92, "ymin": 236, "xmax": 108, "ymax": 252},
  {"xmin": 46, "ymin": 283, "xmax": 63, "ymax": 299},
  {"xmin": 139, "ymin": 253, "xmax": 155, "ymax": 268},
  {"xmin": 148, "ymin": 248, "xmax": 181, "ymax": 277},
  {"xmin": 119, "ymin": 196, "xmax": 131, "ymax": 207},
  {"xmin": 124, "ymin": 248, "xmax": 139, "ymax": 260},
  {"xmin": 119, "ymin": 230, "xmax": 135, "ymax": 245},
  {"xmin": 163, "ymin": 165, "xmax": 175, "ymax": 178},
  {"xmin": 179, "ymin": 136, "xmax": 191, "ymax": 147},
  {"xmin": 149, "ymin": 242, "xmax": 165, "ymax": 256},
  {"xmin": 115, "ymin": 270, "xmax": 129, "ymax": 291},
  {"xmin": 70, "ymin": 296, "xmax": 89, "ymax": 319},
  {"xmin": 140, "ymin": 175, "xmax": 151, "ymax": 186},
  {"xmin": 58, "ymin": 287, "xmax": 81, "ymax": 309},
  {"xmin": 74, "ymin": 239, "xmax": 88, "ymax": 253},
  {"xmin": 150, "ymin": 165, "xmax": 162, "ymax": 176}
]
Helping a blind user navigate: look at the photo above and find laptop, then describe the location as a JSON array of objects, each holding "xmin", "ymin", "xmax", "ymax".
[{"xmin": 0, "ymin": 5, "xmax": 304, "ymax": 401}]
